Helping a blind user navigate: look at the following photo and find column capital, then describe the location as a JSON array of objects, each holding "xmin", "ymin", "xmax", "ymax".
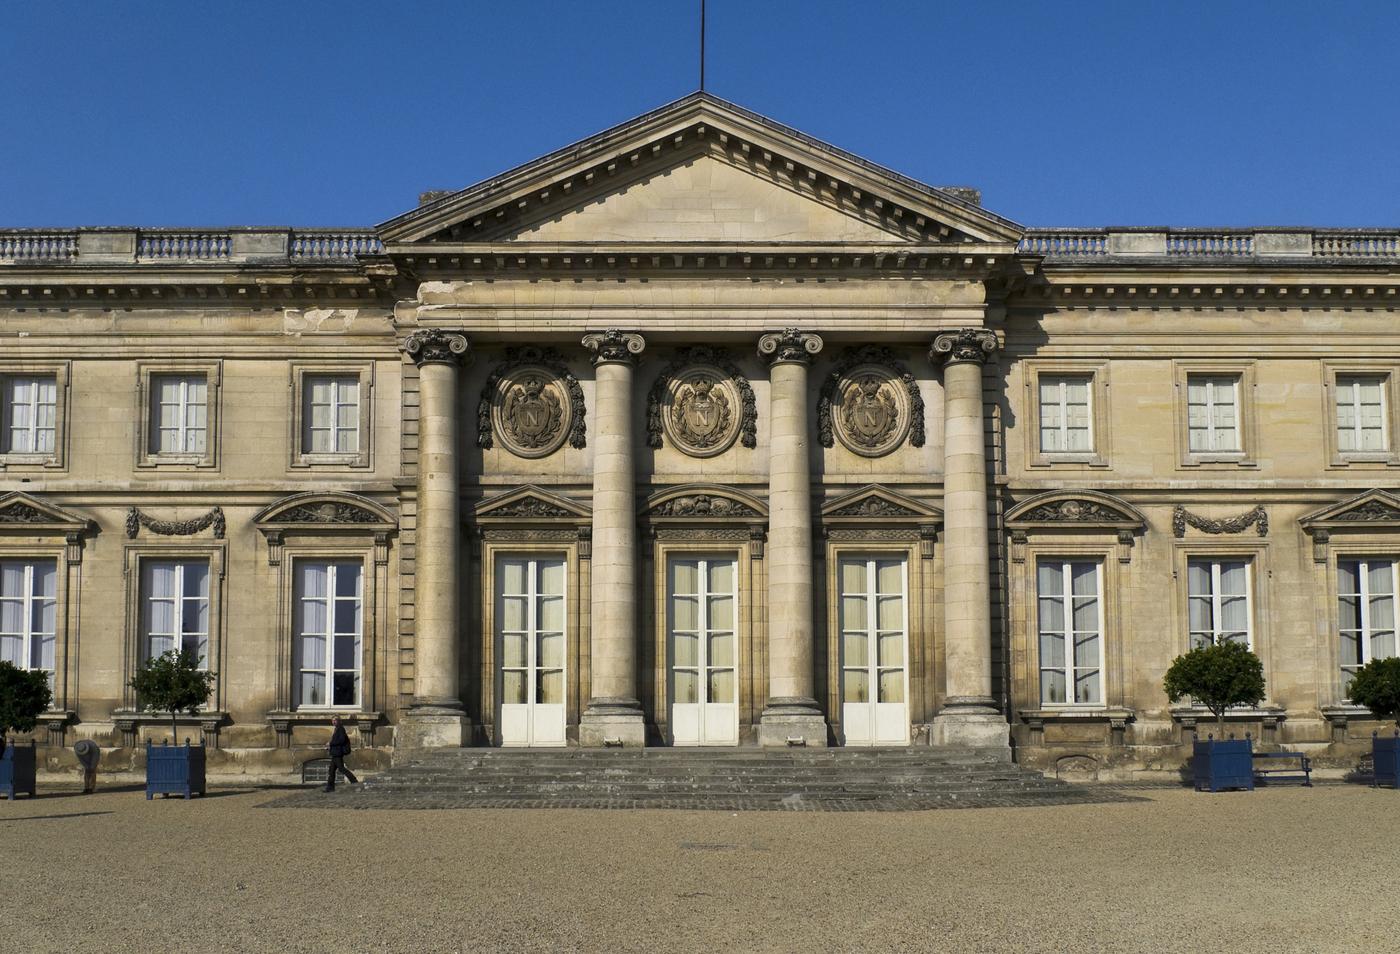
[
  {"xmin": 758, "ymin": 328, "xmax": 823, "ymax": 366},
  {"xmin": 400, "ymin": 329, "xmax": 470, "ymax": 367},
  {"xmin": 931, "ymin": 328, "xmax": 998, "ymax": 366},
  {"xmin": 582, "ymin": 329, "xmax": 646, "ymax": 366}
]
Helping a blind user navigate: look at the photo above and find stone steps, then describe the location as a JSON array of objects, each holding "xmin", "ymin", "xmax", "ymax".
[{"xmin": 316, "ymin": 746, "xmax": 1087, "ymax": 809}]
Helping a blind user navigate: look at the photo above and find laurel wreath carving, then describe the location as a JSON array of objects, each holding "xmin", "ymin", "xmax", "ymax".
[
  {"xmin": 818, "ymin": 346, "xmax": 924, "ymax": 450},
  {"xmin": 477, "ymin": 346, "xmax": 585, "ymax": 451}
]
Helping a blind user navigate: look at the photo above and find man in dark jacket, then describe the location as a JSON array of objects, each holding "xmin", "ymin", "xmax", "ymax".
[{"xmin": 324, "ymin": 716, "xmax": 358, "ymax": 792}]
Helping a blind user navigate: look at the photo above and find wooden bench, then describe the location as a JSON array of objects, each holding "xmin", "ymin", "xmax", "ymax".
[{"xmin": 1252, "ymin": 751, "xmax": 1312, "ymax": 786}]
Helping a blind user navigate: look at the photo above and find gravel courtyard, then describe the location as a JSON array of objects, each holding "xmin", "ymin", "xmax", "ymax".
[{"xmin": 4, "ymin": 783, "xmax": 1396, "ymax": 954}]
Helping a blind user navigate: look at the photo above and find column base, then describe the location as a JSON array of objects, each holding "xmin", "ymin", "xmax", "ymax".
[
  {"xmin": 758, "ymin": 698, "xmax": 829, "ymax": 748},
  {"xmin": 579, "ymin": 698, "xmax": 646, "ymax": 748},
  {"xmin": 931, "ymin": 697, "xmax": 1010, "ymax": 756},
  {"xmin": 396, "ymin": 704, "xmax": 470, "ymax": 750}
]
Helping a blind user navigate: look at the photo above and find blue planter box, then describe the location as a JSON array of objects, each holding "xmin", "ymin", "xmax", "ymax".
[
  {"xmin": 145, "ymin": 741, "xmax": 206, "ymax": 799},
  {"xmin": 1374, "ymin": 733, "xmax": 1400, "ymax": 789},
  {"xmin": 0, "ymin": 741, "xmax": 37, "ymax": 800},
  {"xmin": 1193, "ymin": 736, "xmax": 1254, "ymax": 792}
]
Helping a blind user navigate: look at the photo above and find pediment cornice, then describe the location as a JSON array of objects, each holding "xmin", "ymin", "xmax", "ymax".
[
  {"xmin": 474, "ymin": 485, "xmax": 591, "ymax": 522},
  {"xmin": 1300, "ymin": 489, "xmax": 1400, "ymax": 531},
  {"xmin": 821, "ymin": 484, "xmax": 941, "ymax": 522},
  {"xmin": 378, "ymin": 93, "xmax": 1023, "ymax": 249}
]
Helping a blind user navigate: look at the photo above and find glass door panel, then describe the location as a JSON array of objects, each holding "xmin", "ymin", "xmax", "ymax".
[
  {"xmin": 840, "ymin": 555, "xmax": 909, "ymax": 745},
  {"xmin": 669, "ymin": 555, "xmax": 739, "ymax": 745},
  {"xmin": 496, "ymin": 555, "xmax": 567, "ymax": 746}
]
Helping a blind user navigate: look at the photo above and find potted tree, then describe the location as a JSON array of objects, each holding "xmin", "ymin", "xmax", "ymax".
[
  {"xmin": 1164, "ymin": 641, "xmax": 1266, "ymax": 792},
  {"xmin": 129, "ymin": 649, "xmax": 216, "ymax": 799},
  {"xmin": 1344, "ymin": 656, "xmax": 1400, "ymax": 788},
  {"xmin": 0, "ymin": 661, "xmax": 51, "ymax": 799}
]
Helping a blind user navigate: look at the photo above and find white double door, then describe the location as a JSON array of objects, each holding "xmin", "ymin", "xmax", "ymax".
[
  {"xmin": 668, "ymin": 555, "xmax": 739, "ymax": 746},
  {"xmin": 496, "ymin": 555, "xmax": 567, "ymax": 747},
  {"xmin": 839, "ymin": 555, "xmax": 910, "ymax": 746}
]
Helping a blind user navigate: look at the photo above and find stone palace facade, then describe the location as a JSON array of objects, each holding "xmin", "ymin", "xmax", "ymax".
[{"xmin": 4, "ymin": 93, "xmax": 1399, "ymax": 778}]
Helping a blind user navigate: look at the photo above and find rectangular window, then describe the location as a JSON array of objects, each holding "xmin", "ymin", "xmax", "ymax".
[
  {"xmin": 1339, "ymin": 558, "xmax": 1397, "ymax": 695},
  {"xmin": 150, "ymin": 374, "xmax": 208, "ymax": 455},
  {"xmin": 0, "ymin": 559, "xmax": 56, "ymax": 688},
  {"xmin": 1038, "ymin": 375, "xmax": 1093, "ymax": 453},
  {"xmin": 1187, "ymin": 559, "xmax": 1252, "ymax": 649},
  {"xmin": 294, "ymin": 561, "xmax": 362, "ymax": 708},
  {"xmin": 1186, "ymin": 375, "xmax": 1240, "ymax": 453},
  {"xmin": 1, "ymin": 376, "xmax": 57, "ymax": 454},
  {"xmin": 1336, "ymin": 375, "xmax": 1388, "ymax": 453},
  {"xmin": 302, "ymin": 375, "xmax": 360, "ymax": 455},
  {"xmin": 1036, "ymin": 560, "xmax": 1102, "ymax": 705},
  {"xmin": 141, "ymin": 561, "xmax": 210, "ymax": 666}
]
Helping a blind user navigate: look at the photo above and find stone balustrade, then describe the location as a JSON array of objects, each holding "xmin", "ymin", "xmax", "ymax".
[
  {"xmin": 0, "ymin": 227, "xmax": 383, "ymax": 265},
  {"xmin": 1021, "ymin": 227, "xmax": 1400, "ymax": 261}
]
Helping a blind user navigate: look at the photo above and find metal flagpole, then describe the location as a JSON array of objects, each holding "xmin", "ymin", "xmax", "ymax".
[{"xmin": 700, "ymin": 0, "xmax": 706, "ymax": 90}]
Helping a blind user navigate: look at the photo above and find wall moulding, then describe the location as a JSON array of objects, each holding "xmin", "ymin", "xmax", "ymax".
[{"xmin": 1299, "ymin": 488, "xmax": 1400, "ymax": 563}]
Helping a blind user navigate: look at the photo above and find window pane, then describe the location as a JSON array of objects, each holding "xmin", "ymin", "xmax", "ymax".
[
  {"xmin": 335, "ymin": 564, "xmax": 360, "ymax": 597},
  {"xmin": 843, "ymin": 669, "xmax": 869, "ymax": 704},
  {"xmin": 1072, "ymin": 597, "xmax": 1098, "ymax": 633},
  {"xmin": 0, "ymin": 599, "xmax": 21, "ymax": 633},
  {"xmin": 1071, "ymin": 563, "xmax": 1098, "ymax": 597},
  {"xmin": 1220, "ymin": 562, "xmax": 1248, "ymax": 596},
  {"xmin": 146, "ymin": 599, "xmax": 175, "ymax": 637},
  {"xmin": 876, "ymin": 560, "xmax": 903, "ymax": 594},
  {"xmin": 673, "ymin": 632, "xmax": 698, "ymax": 667},
  {"xmin": 333, "ymin": 599, "xmax": 359, "ymax": 635},
  {"xmin": 1074, "ymin": 670, "xmax": 1101, "ymax": 705},
  {"xmin": 539, "ymin": 595, "xmax": 563, "ymax": 632},
  {"xmin": 707, "ymin": 559, "xmax": 734, "ymax": 594},
  {"xmin": 1338, "ymin": 560, "xmax": 1359, "ymax": 594},
  {"xmin": 538, "ymin": 559, "xmax": 565, "ymax": 596},
  {"xmin": 1039, "ymin": 631, "xmax": 1065, "ymax": 669},
  {"xmin": 1037, "ymin": 562, "xmax": 1064, "ymax": 597},
  {"xmin": 332, "ymin": 672, "xmax": 358, "ymax": 707},
  {"xmin": 878, "ymin": 631, "xmax": 904, "ymax": 667},
  {"xmin": 1041, "ymin": 670, "xmax": 1067, "ymax": 705},
  {"xmin": 181, "ymin": 597, "xmax": 207, "ymax": 637},
  {"xmin": 1075, "ymin": 631, "xmax": 1102, "ymax": 669},
  {"xmin": 840, "ymin": 595, "xmax": 867, "ymax": 632},
  {"xmin": 1372, "ymin": 596, "xmax": 1396, "ymax": 634},
  {"xmin": 673, "ymin": 669, "xmax": 698, "ymax": 704},
  {"xmin": 333, "ymin": 634, "xmax": 358, "ymax": 670},
  {"xmin": 842, "ymin": 631, "xmax": 868, "ymax": 666},
  {"xmin": 500, "ymin": 560, "xmax": 527, "ymax": 594},
  {"xmin": 501, "ymin": 669, "xmax": 526, "ymax": 704},
  {"xmin": 670, "ymin": 559, "xmax": 699, "ymax": 595},
  {"xmin": 672, "ymin": 596, "xmax": 698, "ymax": 632},
  {"xmin": 878, "ymin": 669, "xmax": 904, "ymax": 703},
  {"xmin": 1340, "ymin": 631, "xmax": 1363, "ymax": 668},
  {"xmin": 500, "ymin": 596, "xmax": 527, "ymax": 632},
  {"xmin": 33, "ymin": 633, "xmax": 55, "ymax": 672},
  {"xmin": 876, "ymin": 595, "xmax": 902, "ymax": 631},
  {"xmin": 298, "ymin": 597, "xmax": 326, "ymax": 636},
  {"xmin": 1038, "ymin": 597, "xmax": 1064, "ymax": 635},
  {"xmin": 707, "ymin": 668, "xmax": 734, "ymax": 703},
  {"xmin": 1373, "ymin": 631, "xmax": 1397, "ymax": 660},
  {"xmin": 501, "ymin": 632, "xmax": 527, "ymax": 668},
  {"xmin": 299, "ymin": 634, "xmax": 326, "ymax": 670},
  {"xmin": 1339, "ymin": 593, "xmax": 1361, "ymax": 632},
  {"xmin": 708, "ymin": 631, "xmax": 734, "ymax": 667},
  {"xmin": 538, "ymin": 632, "xmax": 564, "ymax": 669},
  {"xmin": 708, "ymin": 595, "xmax": 734, "ymax": 630},
  {"xmin": 840, "ymin": 560, "xmax": 866, "ymax": 595},
  {"xmin": 538, "ymin": 669, "xmax": 564, "ymax": 705},
  {"xmin": 299, "ymin": 672, "xmax": 326, "ymax": 707},
  {"xmin": 300, "ymin": 563, "xmax": 328, "ymax": 599}
]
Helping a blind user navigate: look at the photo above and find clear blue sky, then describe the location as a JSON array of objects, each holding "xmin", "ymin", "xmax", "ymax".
[{"xmin": 4, "ymin": 1, "xmax": 1398, "ymax": 229}]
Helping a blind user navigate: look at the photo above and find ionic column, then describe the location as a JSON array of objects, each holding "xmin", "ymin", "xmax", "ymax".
[
  {"xmin": 930, "ymin": 328, "xmax": 1009, "ymax": 752},
  {"xmin": 757, "ymin": 328, "xmax": 828, "ymax": 747},
  {"xmin": 399, "ymin": 329, "xmax": 471, "ymax": 748},
  {"xmin": 579, "ymin": 329, "xmax": 647, "ymax": 747}
]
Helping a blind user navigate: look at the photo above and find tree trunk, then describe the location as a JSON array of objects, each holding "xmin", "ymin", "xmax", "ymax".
[{"xmin": 171, "ymin": 711, "xmax": 179, "ymax": 746}]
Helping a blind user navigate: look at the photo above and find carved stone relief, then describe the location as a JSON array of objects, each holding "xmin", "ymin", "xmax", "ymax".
[
  {"xmin": 1023, "ymin": 499, "xmax": 1125, "ymax": 523},
  {"xmin": 478, "ymin": 346, "xmax": 585, "ymax": 457},
  {"xmin": 487, "ymin": 497, "xmax": 573, "ymax": 518},
  {"xmin": 647, "ymin": 347, "xmax": 755, "ymax": 455},
  {"xmin": 818, "ymin": 347, "xmax": 923, "ymax": 456},
  {"xmin": 0, "ymin": 503, "xmax": 49, "ymax": 524},
  {"xmin": 1332, "ymin": 499, "xmax": 1400, "ymax": 521},
  {"xmin": 1172, "ymin": 505, "xmax": 1268, "ymax": 538},
  {"xmin": 126, "ymin": 506, "xmax": 227, "ymax": 538},
  {"xmin": 827, "ymin": 497, "xmax": 920, "ymax": 518},
  {"xmin": 649, "ymin": 494, "xmax": 760, "ymax": 518}
]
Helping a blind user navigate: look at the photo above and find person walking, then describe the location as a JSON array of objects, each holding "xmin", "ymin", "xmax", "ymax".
[{"xmin": 324, "ymin": 716, "xmax": 358, "ymax": 792}]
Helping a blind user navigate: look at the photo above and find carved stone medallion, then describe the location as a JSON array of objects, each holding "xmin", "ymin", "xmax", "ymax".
[
  {"xmin": 492, "ymin": 367, "xmax": 571, "ymax": 459},
  {"xmin": 830, "ymin": 366, "xmax": 909, "ymax": 457},
  {"xmin": 662, "ymin": 368, "xmax": 740, "ymax": 458}
]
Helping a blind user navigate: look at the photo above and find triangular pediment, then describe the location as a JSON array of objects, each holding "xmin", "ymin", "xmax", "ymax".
[
  {"xmin": 1300, "ymin": 489, "xmax": 1400, "ymax": 530},
  {"xmin": 0, "ymin": 492, "xmax": 93, "ymax": 532},
  {"xmin": 822, "ymin": 485, "xmax": 941, "ymax": 520},
  {"xmin": 379, "ymin": 93, "xmax": 1022, "ymax": 249},
  {"xmin": 475, "ymin": 485, "xmax": 590, "ymax": 520},
  {"xmin": 1005, "ymin": 491, "xmax": 1147, "ymax": 530}
]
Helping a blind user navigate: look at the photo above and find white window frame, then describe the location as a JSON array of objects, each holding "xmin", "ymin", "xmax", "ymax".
[
  {"xmin": 0, "ymin": 363, "xmax": 69, "ymax": 470},
  {"xmin": 1023, "ymin": 361, "xmax": 1110, "ymax": 469},
  {"xmin": 667, "ymin": 554, "xmax": 739, "ymax": 710},
  {"xmin": 288, "ymin": 364, "xmax": 373, "ymax": 469},
  {"xmin": 1324, "ymin": 365, "xmax": 1400, "ymax": 468},
  {"xmin": 838, "ymin": 554, "xmax": 910, "ymax": 709},
  {"xmin": 1038, "ymin": 375, "xmax": 1094, "ymax": 455},
  {"xmin": 1034, "ymin": 559, "xmax": 1105, "ymax": 707},
  {"xmin": 1174, "ymin": 362, "xmax": 1255, "ymax": 468},
  {"xmin": 1335, "ymin": 374, "xmax": 1388, "ymax": 454},
  {"xmin": 1187, "ymin": 558, "xmax": 1254, "ymax": 649},
  {"xmin": 1, "ymin": 375, "xmax": 57, "ymax": 455},
  {"xmin": 139, "ymin": 560, "xmax": 211, "ymax": 667},
  {"xmin": 303, "ymin": 375, "xmax": 360, "ymax": 455},
  {"xmin": 135, "ymin": 362, "xmax": 221, "ymax": 469},
  {"xmin": 0, "ymin": 558, "xmax": 57, "ymax": 687},
  {"xmin": 1337, "ymin": 557, "xmax": 1398, "ymax": 694},
  {"xmin": 293, "ymin": 559, "xmax": 364, "ymax": 711},
  {"xmin": 1186, "ymin": 375, "xmax": 1241, "ymax": 454}
]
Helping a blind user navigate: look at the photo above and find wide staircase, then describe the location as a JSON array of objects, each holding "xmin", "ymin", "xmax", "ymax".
[{"xmin": 314, "ymin": 747, "xmax": 1130, "ymax": 811}]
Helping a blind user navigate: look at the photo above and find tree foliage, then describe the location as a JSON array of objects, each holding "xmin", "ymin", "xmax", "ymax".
[
  {"xmin": 1346, "ymin": 656, "xmax": 1400, "ymax": 727},
  {"xmin": 129, "ymin": 649, "xmax": 216, "ymax": 745},
  {"xmin": 0, "ymin": 661, "xmax": 52, "ymax": 757},
  {"xmin": 1163, "ymin": 641, "xmax": 1266, "ymax": 728}
]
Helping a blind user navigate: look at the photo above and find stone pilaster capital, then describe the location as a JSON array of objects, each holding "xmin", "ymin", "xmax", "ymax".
[
  {"xmin": 582, "ymin": 329, "xmax": 646, "ymax": 366},
  {"xmin": 757, "ymin": 328, "xmax": 823, "ymax": 366},
  {"xmin": 931, "ymin": 328, "xmax": 998, "ymax": 366},
  {"xmin": 400, "ymin": 330, "xmax": 470, "ymax": 368}
]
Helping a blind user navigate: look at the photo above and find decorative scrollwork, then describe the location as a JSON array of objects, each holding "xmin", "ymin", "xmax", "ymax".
[
  {"xmin": 126, "ymin": 506, "xmax": 226, "ymax": 539},
  {"xmin": 817, "ymin": 346, "xmax": 924, "ymax": 454},
  {"xmin": 477, "ymin": 346, "xmax": 586, "ymax": 452},
  {"xmin": 931, "ymin": 328, "xmax": 998, "ymax": 365},
  {"xmin": 581, "ymin": 329, "xmax": 646, "ymax": 365},
  {"xmin": 646, "ymin": 347, "xmax": 756, "ymax": 454},
  {"xmin": 488, "ymin": 498, "xmax": 573, "ymax": 518},
  {"xmin": 400, "ymin": 330, "xmax": 469, "ymax": 367},
  {"xmin": 649, "ymin": 494, "xmax": 760, "ymax": 518},
  {"xmin": 1172, "ymin": 505, "xmax": 1268, "ymax": 538},
  {"xmin": 1022, "ymin": 499, "xmax": 1123, "ymax": 523},
  {"xmin": 278, "ymin": 503, "xmax": 379, "ymax": 524},
  {"xmin": 1332, "ymin": 499, "xmax": 1400, "ymax": 521},
  {"xmin": 0, "ymin": 503, "xmax": 49, "ymax": 524},
  {"xmin": 827, "ymin": 497, "xmax": 920, "ymax": 518},
  {"xmin": 757, "ymin": 328, "xmax": 823, "ymax": 365}
]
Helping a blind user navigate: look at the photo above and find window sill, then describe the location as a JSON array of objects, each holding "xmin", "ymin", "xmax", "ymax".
[
  {"xmin": 1020, "ymin": 706, "xmax": 1134, "ymax": 724},
  {"xmin": 0, "ymin": 455, "xmax": 62, "ymax": 471},
  {"xmin": 1330, "ymin": 455, "xmax": 1398, "ymax": 468},
  {"xmin": 1029, "ymin": 455, "xmax": 1110, "ymax": 469},
  {"xmin": 138, "ymin": 456, "xmax": 215, "ymax": 469},
  {"xmin": 291, "ymin": 455, "xmax": 369, "ymax": 470},
  {"xmin": 268, "ymin": 710, "xmax": 383, "ymax": 748},
  {"xmin": 1180, "ymin": 455, "xmax": 1256, "ymax": 469}
]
